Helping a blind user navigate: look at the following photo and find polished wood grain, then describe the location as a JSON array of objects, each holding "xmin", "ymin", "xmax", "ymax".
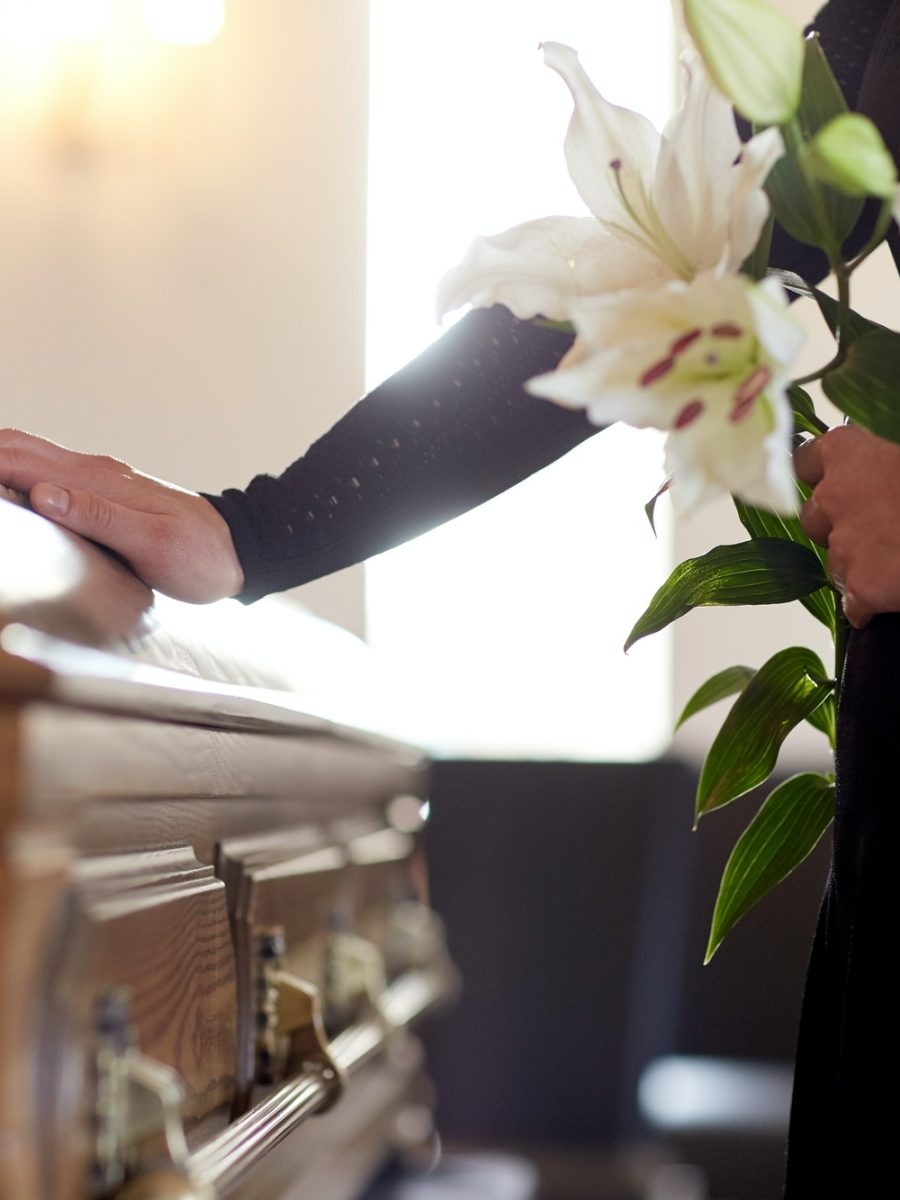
[
  {"xmin": 0, "ymin": 817, "xmax": 72, "ymax": 1199},
  {"xmin": 34, "ymin": 847, "xmax": 238, "ymax": 1200},
  {"xmin": 0, "ymin": 498, "xmax": 444, "ymax": 1200}
]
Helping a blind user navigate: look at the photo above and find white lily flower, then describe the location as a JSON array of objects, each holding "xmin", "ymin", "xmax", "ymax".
[
  {"xmin": 527, "ymin": 272, "xmax": 806, "ymax": 514},
  {"xmin": 437, "ymin": 43, "xmax": 783, "ymax": 324}
]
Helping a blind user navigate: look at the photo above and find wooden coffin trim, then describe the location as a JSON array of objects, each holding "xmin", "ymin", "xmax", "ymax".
[
  {"xmin": 1, "ymin": 501, "xmax": 413, "ymax": 753},
  {"xmin": 187, "ymin": 962, "xmax": 458, "ymax": 1197},
  {"xmin": 1, "ymin": 623, "xmax": 413, "ymax": 754}
]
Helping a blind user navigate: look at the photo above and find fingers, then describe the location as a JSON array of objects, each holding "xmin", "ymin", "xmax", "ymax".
[
  {"xmin": 0, "ymin": 432, "xmax": 124, "ymax": 499},
  {"xmin": 840, "ymin": 591, "xmax": 873, "ymax": 630},
  {"xmin": 799, "ymin": 494, "xmax": 831, "ymax": 547},
  {"xmin": 827, "ymin": 529, "xmax": 880, "ymax": 629},
  {"xmin": 795, "ymin": 438, "xmax": 830, "ymax": 547},
  {"xmin": 4, "ymin": 429, "xmax": 244, "ymax": 605},
  {"xmin": 822, "ymin": 556, "xmax": 870, "ymax": 629},
  {"xmin": 30, "ymin": 481, "xmax": 150, "ymax": 561},
  {"xmin": 793, "ymin": 436, "xmax": 824, "ymax": 487},
  {"xmin": 796, "ymin": 431, "xmax": 872, "ymax": 624}
]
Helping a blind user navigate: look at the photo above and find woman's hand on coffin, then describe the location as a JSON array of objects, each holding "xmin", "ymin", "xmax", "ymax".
[
  {"xmin": 0, "ymin": 429, "xmax": 244, "ymax": 603},
  {"xmin": 795, "ymin": 424, "xmax": 900, "ymax": 628}
]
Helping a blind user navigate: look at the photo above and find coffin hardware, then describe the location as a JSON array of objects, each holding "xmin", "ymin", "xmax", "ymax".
[
  {"xmin": 385, "ymin": 901, "xmax": 449, "ymax": 975},
  {"xmin": 324, "ymin": 930, "xmax": 397, "ymax": 1034},
  {"xmin": 186, "ymin": 960, "xmax": 458, "ymax": 1196},
  {"xmin": 254, "ymin": 927, "xmax": 345, "ymax": 1109},
  {"xmin": 91, "ymin": 990, "xmax": 207, "ymax": 1199}
]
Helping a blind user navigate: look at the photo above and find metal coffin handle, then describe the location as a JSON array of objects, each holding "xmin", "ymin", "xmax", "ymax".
[{"xmin": 184, "ymin": 961, "xmax": 458, "ymax": 1198}]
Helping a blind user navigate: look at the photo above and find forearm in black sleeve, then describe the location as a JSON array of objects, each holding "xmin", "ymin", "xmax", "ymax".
[
  {"xmin": 206, "ymin": 0, "xmax": 887, "ymax": 605},
  {"xmin": 203, "ymin": 305, "xmax": 588, "ymax": 602}
]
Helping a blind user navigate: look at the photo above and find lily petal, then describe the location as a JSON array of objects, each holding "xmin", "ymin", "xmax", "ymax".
[
  {"xmin": 654, "ymin": 59, "xmax": 782, "ymax": 275},
  {"xmin": 655, "ymin": 51, "xmax": 740, "ymax": 256},
  {"xmin": 724, "ymin": 126, "xmax": 784, "ymax": 271},
  {"xmin": 665, "ymin": 389, "xmax": 796, "ymax": 513},
  {"xmin": 436, "ymin": 215, "xmax": 666, "ymax": 322},
  {"xmin": 527, "ymin": 341, "xmax": 675, "ymax": 427},
  {"xmin": 542, "ymin": 41, "xmax": 660, "ymax": 225},
  {"xmin": 746, "ymin": 273, "xmax": 806, "ymax": 365}
]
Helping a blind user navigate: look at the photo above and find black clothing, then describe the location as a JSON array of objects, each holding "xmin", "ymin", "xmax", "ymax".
[
  {"xmin": 785, "ymin": 622, "xmax": 900, "ymax": 1198},
  {"xmin": 205, "ymin": 308, "xmax": 584, "ymax": 602},
  {"xmin": 203, "ymin": 2, "xmax": 900, "ymax": 1193},
  {"xmin": 785, "ymin": 6, "xmax": 900, "ymax": 1196}
]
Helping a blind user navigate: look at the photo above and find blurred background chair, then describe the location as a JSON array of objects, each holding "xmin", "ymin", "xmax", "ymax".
[{"xmin": 420, "ymin": 760, "xmax": 828, "ymax": 1200}]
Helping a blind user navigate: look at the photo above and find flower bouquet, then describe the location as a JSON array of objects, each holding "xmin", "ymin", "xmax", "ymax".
[{"xmin": 439, "ymin": 0, "xmax": 900, "ymax": 960}]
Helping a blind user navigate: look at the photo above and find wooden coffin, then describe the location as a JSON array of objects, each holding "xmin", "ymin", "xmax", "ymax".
[{"xmin": 0, "ymin": 497, "xmax": 456, "ymax": 1200}]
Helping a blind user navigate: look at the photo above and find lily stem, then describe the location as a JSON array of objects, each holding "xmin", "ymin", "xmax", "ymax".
[
  {"xmin": 781, "ymin": 118, "xmax": 853, "ymax": 382},
  {"xmin": 846, "ymin": 196, "xmax": 894, "ymax": 274}
]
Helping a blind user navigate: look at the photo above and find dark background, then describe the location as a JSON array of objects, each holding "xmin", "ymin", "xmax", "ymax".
[{"xmin": 420, "ymin": 759, "xmax": 829, "ymax": 1196}]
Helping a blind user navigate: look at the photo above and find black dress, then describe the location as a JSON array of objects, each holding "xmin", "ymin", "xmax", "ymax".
[
  {"xmin": 203, "ymin": 3, "xmax": 900, "ymax": 1192},
  {"xmin": 782, "ymin": 4, "xmax": 900, "ymax": 1195}
]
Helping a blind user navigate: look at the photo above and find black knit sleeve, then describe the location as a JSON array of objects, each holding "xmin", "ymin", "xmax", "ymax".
[{"xmin": 204, "ymin": 306, "xmax": 588, "ymax": 602}]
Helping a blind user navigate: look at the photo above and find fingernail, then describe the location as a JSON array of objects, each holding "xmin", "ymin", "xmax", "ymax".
[{"xmin": 34, "ymin": 484, "xmax": 70, "ymax": 516}]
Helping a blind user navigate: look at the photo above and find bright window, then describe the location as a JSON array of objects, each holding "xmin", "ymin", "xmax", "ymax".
[{"xmin": 366, "ymin": 0, "xmax": 676, "ymax": 760}]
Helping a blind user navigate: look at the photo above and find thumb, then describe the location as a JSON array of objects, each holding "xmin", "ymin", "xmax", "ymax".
[
  {"xmin": 841, "ymin": 591, "xmax": 872, "ymax": 631},
  {"xmin": 31, "ymin": 482, "xmax": 137, "ymax": 553}
]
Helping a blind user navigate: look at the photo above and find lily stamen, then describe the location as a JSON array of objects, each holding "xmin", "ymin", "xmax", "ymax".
[
  {"xmin": 607, "ymin": 159, "xmax": 694, "ymax": 280},
  {"xmin": 672, "ymin": 328, "xmax": 703, "ymax": 355},
  {"xmin": 674, "ymin": 399, "xmax": 705, "ymax": 429},
  {"xmin": 640, "ymin": 356, "xmax": 676, "ymax": 387},
  {"xmin": 730, "ymin": 365, "xmax": 772, "ymax": 422}
]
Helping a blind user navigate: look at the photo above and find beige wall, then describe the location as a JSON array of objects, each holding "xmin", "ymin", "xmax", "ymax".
[{"xmin": 0, "ymin": 1, "xmax": 370, "ymax": 634}]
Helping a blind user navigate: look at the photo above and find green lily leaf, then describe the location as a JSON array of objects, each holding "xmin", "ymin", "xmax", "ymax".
[
  {"xmin": 822, "ymin": 329, "xmax": 900, "ymax": 443},
  {"xmin": 774, "ymin": 271, "xmax": 884, "ymax": 343},
  {"xmin": 765, "ymin": 36, "xmax": 863, "ymax": 248},
  {"xmin": 705, "ymin": 772, "xmax": 834, "ymax": 961},
  {"xmin": 789, "ymin": 384, "xmax": 828, "ymax": 436},
  {"xmin": 806, "ymin": 693, "xmax": 836, "ymax": 748},
  {"xmin": 644, "ymin": 477, "xmax": 672, "ymax": 536},
  {"xmin": 625, "ymin": 540, "xmax": 828, "ymax": 651},
  {"xmin": 734, "ymin": 497, "xmax": 835, "ymax": 631},
  {"xmin": 533, "ymin": 317, "xmax": 575, "ymax": 335},
  {"xmin": 743, "ymin": 212, "xmax": 774, "ymax": 281},
  {"xmin": 696, "ymin": 647, "xmax": 833, "ymax": 820},
  {"xmin": 675, "ymin": 665, "xmax": 757, "ymax": 732}
]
